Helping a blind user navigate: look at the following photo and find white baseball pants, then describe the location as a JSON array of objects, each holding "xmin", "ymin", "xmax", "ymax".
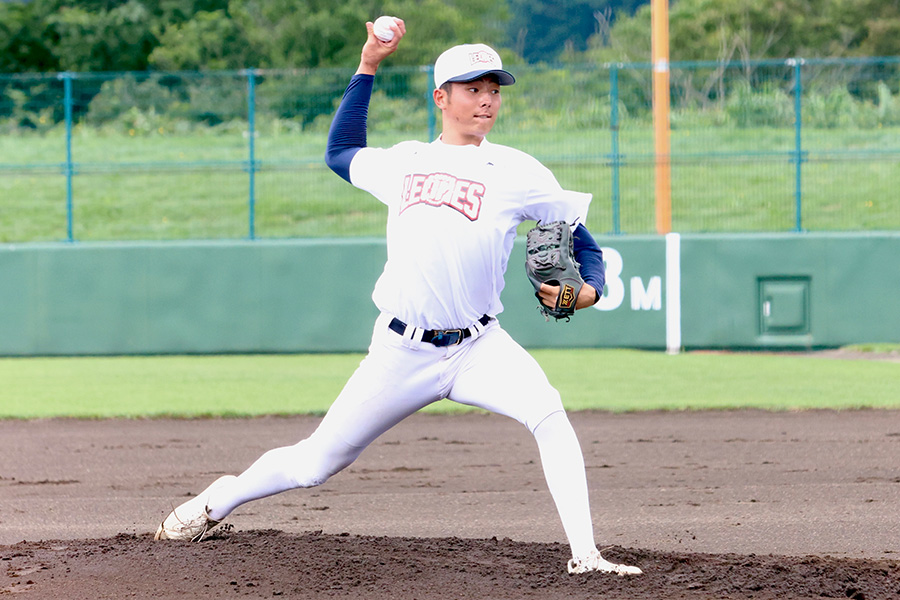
[{"xmin": 206, "ymin": 313, "xmax": 598, "ymax": 557}]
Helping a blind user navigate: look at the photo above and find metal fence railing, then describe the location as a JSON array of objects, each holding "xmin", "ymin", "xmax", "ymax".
[{"xmin": 1, "ymin": 57, "xmax": 899, "ymax": 243}]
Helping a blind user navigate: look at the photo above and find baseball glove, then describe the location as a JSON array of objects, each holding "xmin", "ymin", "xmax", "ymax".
[{"xmin": 525, "ymin": 220, "xmax": 585, "ymax": 321}]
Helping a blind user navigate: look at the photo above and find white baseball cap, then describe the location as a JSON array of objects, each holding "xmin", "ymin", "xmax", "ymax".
[{"xmin": 433, "ymin": 43, "xmax": 516, "ymax": 89}]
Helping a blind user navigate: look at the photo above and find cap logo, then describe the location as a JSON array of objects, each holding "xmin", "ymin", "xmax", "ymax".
[{"xmin": 468, "ymin": 50, "xmax": 498, "ymax": 66}]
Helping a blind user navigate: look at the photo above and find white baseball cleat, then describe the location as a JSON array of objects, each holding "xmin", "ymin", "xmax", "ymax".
[
  {"xmin": 154, "ymin": 475, "xmax": 236, "ymax": 541},
  {"xmin": 567, "ymin": 550, "xmax": 643, "ymax": 575}
]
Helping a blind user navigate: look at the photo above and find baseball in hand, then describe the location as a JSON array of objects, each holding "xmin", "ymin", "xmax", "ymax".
[{"xmin": 373, "ymin": 16, "xmax": 398, "ymax": 42}]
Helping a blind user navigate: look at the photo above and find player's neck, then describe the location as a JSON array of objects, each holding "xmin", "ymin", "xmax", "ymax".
[{"xmin": 439, "ymin": 131, "xmax": 486, "ymax": 146}]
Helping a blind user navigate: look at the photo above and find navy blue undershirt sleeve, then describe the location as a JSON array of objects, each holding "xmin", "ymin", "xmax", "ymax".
[
  {"xmin": 325, "ymin": 74, "xmax": 374, "ymax": 183},
  {"xmin": 572, "ymin": 223, "xmax": 605, "ymax": 304}
]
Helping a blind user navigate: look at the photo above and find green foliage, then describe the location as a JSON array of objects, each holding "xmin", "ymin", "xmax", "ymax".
[
  {"xmin": 46, "ymin": 1, "xmax": 158, "ymax": 72},
  {"xmin": 803, "ymin": 83, "xmax": 900, "ymax": 128},
  {"xmin": 0, "ymin": 83, "xmax": 59, "ymax": 133},
  {"xmin": 224, "ymin": 0, "xmax": 371, "ymax": 69},
  {"xmin": 804, "ymin": 87, "xmax": 863, "ymax": 128},
  {"xmin": 85, "ymin": 76, "xmax": 181, "ymax": 127},
  {"xmin": 4, "ymin": 0, "xmax": 900, "ymax": 80},
  {"xmin": 366, "ymin": 90, "xmax": 431, "ymax": 134},
  {"xmin": 83, "ymin": 73, "xmax": 249, "ymax": 133},
  {"xmin": 254, "ymin": 68, "xmax": 357, "ymax": 127},
  {"xmin": 876, "ymin": 81, "xmax": 899, "ymax": 121},
  {"xmin": 497, "ymin": 65, "xmax": 617, "ymax": 131},
  {"xmin": 590, "ymin": 0, "xmax": 900, "ymax": 63},
  {"xmin": 0, "ymin": 0, "xmax": 62, "ymax": 73},
  {"xmin": 0, "ymin": 1, "xmax": 236, "ymax": 73},
  {"xmin": 148, "ymin": 9, "xmax": 260, "ymax": 71},
  {"xmin": 0, "ymin": 0, "xmax": 514, "ymax": 75},
  {"xmin": 378, "ymin": 0, "xmax": 512, "ymax": 67},
  {"xmin": 725, "ymin": 81, "xmax": 794, "ymax": 128},
  {"xmin": 507, "ymin": 0, "xmax": 605, "ymax": 62}
]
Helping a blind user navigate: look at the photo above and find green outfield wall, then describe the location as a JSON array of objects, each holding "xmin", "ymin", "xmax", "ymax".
[{"xmin": 1, "ymin": 233, "xmax": 897, "ymax": 356}]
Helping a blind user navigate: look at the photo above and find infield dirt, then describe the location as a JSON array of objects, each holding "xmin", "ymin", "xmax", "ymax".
[{"xmin": 2, "ymin": 409, "xmax": 899, "ymax": 599}]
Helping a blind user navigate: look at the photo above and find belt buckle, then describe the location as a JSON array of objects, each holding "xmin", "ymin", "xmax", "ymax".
[{"xmin": 431, "ymin": 328, "xmax": 463, "ymax": 346}]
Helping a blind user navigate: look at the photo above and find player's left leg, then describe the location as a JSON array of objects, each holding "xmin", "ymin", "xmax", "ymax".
[
  {"xmin": 447, "ymin": 326, "xmax": 594, "ymax": 553},
  {"xmin": 532, "ymin": 411, "xmax": 640, "ymax": 574},
  {"xmin": 447, "ymin": 325, "xmax": 641, "ymax": 575},
  {"xmin": 531, "ymin": 410, "xmax": 596, "ymax": 557}
]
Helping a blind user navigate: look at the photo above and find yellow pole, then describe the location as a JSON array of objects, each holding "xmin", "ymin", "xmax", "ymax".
[{"xmin": 651, "ymin": 0, "xmax": 672, "ymax": 234}]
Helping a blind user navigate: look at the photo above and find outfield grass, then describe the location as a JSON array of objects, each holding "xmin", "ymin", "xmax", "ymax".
[
  {"xmin": 1, "ymin": 349, "xmax": 897, "ymax": 419},
  {"xmin": 2, "ymin": 125, "xmax": 898, "ymax": 243}
]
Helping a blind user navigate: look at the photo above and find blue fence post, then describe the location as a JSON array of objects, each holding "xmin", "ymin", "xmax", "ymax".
[
  {"xmin": 425, "ymin": 65, "xmax": 435, "ymax": 141},
  {"xmin": 791, "ymin": 58, "xmax": 804, "ymax": 232},
  {"xmin": 60, "ymin": 72, "xmax": 74, "ymax": 242},
  {"xmin": 610, "ymin": 64, "xmax": 621, "ymax": 234},
  {"xmin": 245, "ymin": 69, "xmax": 258, "ymax": 240}
]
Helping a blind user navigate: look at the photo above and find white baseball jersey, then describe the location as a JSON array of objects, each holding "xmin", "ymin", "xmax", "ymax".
[
  {"xmin": 349, "ymin": 137, "xmax": 591, "ymax": 330},
  {"xmin": 188, "ymin": 60, "xmax": 626, "ymax": 571}
]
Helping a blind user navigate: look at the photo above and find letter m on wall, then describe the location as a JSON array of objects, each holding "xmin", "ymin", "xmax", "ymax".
[{"xmin": 630, "ymin": 276, "xmax": 662, "ymax": 311}]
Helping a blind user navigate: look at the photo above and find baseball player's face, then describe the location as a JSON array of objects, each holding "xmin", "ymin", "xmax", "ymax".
[{"xmin": 436, "ymin": 77, "xmax": 502, "ymax": 145}]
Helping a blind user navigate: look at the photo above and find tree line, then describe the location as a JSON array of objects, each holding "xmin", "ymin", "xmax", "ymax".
[{"xmin": 2, "ymin": 0, "xmax": 898, "ymax": 76}]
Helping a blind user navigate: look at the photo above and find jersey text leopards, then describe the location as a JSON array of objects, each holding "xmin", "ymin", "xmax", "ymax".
[{"xmin": 400, "ymin": 172, "xmax": 484, "ymax": 220}]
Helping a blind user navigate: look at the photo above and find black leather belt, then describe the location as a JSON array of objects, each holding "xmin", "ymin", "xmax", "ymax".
[{"xmin": 389, "ymin": 315, "xmax": 492, "ymax": 347}]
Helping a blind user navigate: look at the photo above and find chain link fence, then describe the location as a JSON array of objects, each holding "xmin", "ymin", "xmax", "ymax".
[{"xmin": 1, "ymin": 57, "xmax": 898, "ymax": 242}]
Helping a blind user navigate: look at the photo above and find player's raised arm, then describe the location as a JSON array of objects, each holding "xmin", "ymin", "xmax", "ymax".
[
  {"xmin": 325, "ymin": 18, "xmax": 406, "ymax": 182},
  {"xmin": 357, "ymin": 17, "xmax": 405, "ymax": 76}
]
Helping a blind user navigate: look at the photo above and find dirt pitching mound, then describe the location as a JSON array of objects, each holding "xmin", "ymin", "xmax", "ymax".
[
  {"xmin": 3, "ymin": 410, "xmax": 900, "ymax": 598},
  {"xmin": 4, "ymin": 530, "xmax": 900, "ymax": 599}
]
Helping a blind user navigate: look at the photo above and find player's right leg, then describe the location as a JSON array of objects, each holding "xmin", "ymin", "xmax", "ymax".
[{"xmin": 154, "ymin": 314, "xmax": 443, "ymax": 541}]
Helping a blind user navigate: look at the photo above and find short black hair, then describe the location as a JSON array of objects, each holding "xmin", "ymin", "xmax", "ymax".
[{"xmin": 440, "ymin": 73, "xmax": 501, "ymax": 97}]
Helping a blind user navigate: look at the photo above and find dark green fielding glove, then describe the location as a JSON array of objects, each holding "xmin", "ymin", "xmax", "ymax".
[{"xmin": 525, "ymin": 221, "xmax": 585, "ymax": 321}]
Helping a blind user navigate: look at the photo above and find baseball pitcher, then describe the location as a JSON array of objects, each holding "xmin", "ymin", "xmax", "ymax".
[{"xmin": 153, "ymin": 18, "xmax": 641, "ymax": 577}]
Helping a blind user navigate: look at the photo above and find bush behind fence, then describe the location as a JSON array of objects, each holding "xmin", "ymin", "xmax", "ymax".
[{"xmin": 1, "ymin": 57, "xmax": 898, "ymax": 243}]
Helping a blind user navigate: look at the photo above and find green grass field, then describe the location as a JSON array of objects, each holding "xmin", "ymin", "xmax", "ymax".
[
  {"xmin": 2, "ymin": 348, "xmax": 897, "ymax": 419},
  {"xmin": 2, "ymin": 125, "xmax": 898, "ymax": 243}
]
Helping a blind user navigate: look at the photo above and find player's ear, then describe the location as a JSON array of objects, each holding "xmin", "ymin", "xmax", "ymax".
[{"xmin": 433, "ymin": 87, "xmax": 446, "ymax": 109}]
